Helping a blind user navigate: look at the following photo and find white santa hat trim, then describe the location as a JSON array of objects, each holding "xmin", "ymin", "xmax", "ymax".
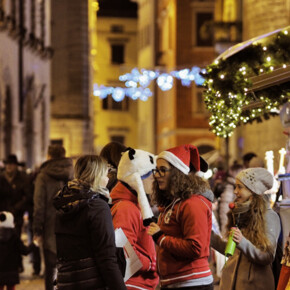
[{"xmin": 158, "ymin": 151, "xmax": 189, "ymax": 175}]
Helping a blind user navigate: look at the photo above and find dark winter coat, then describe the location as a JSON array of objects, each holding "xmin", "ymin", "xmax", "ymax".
[
  {"xmin": 33, "ymin": 157, "xmax": 73, "ymax": 254},
  {"xmin": 53, "ymin": 180, "xmax": 126, "ymax": 290},
  {"xmin": 0, "ymin": 227, "xmax": 32, "ymax": 285},
  {"xmin": 0, "ymin": 171, "xmax": 31, "ymax": 231}
]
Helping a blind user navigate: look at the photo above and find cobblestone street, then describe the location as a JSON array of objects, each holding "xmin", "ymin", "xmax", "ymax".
[{"xmin": 18, "ymin": 254, "xmax": 45, "ymax": 290}]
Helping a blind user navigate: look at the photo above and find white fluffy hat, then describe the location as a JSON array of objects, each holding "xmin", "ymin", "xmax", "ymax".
[
  {"xmin": 117, "ymin": 148, "xmax": 156, "ymax": 225},
  {"xmin": 0, "ymin": 211, "xmax": 14, "ymax": 228}
]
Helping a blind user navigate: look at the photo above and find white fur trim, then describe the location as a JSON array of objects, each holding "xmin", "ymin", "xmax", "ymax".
[
  {"xmin": 195, "ymin": 171, "xmax": 204, "ymax": 177},
  {"xmin": 158, "ymin": 151, "xmax": 189, "ymax": 175}
]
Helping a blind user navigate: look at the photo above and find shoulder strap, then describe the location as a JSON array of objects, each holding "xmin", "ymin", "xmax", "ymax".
[{"xmin": 198, "ymin": 195, "xmax": 212, "ymax": 213}]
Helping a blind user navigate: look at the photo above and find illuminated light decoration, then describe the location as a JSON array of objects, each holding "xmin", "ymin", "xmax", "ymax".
[
  {"xmin": 94, "ymin": 66, "xmax": 205, "ymax": 101},
  {"xmin": 93, "ymin": 84, "xmax": 153, "ymax": 102},
  {"xmin": 156, "ymin": 73, "xmax": 173, "ymax": 91},
  {"xmin": 203, "ymin": 27, "xmax": 290, "ymax": 137},
  {"xmin": 112, "ymin": 88, "xmax": 125, "ymax": 102}
]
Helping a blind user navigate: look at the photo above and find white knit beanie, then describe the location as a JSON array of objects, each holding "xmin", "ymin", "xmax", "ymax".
[
  {"xmin": 0, "ymin": 211, "xmax": 14, "ymax": 228},
  {"xmin": 117, "ymin": 148, "xmax": 156, "ymax": 225},
  {"xmin": 236, "ymin": 167, "xmax": 274, "ymax": 195}
]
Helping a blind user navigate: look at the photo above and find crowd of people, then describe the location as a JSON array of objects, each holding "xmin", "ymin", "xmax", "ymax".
[{"xmin": 0, "ymin": 144, "xmax": 289, "ymax": 290}]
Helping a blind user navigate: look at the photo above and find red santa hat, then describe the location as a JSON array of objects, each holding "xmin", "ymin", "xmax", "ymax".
[{"xmin": 158, "ymin": 144, "xmax": 208, "ymax": 175}]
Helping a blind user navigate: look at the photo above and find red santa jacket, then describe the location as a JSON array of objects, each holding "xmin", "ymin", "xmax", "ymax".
[
  {"xmin": 110, "ymin": 181, "xmax": 159, "ymax": 290},
  {"xmin": 155, "ymin": 194, "xmax": 212, "ymax": 287}
]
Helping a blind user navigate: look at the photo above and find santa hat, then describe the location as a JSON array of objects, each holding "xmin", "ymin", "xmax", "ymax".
[
  {"xmin": 117, "ymin": 148, "xmax": 156, "ymax": 226},
  {"xmin": 158, "ymin": 144, "xmax": 208, "ymax": 175},
  {"xmin": 0, "ymin": 211, "xmax": 14, "ymax": 228}
]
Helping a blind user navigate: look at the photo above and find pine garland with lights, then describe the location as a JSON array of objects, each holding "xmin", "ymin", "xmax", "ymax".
[{"xmin": 203, "ymin": 28, "xmax": 290, "ymax": 137}]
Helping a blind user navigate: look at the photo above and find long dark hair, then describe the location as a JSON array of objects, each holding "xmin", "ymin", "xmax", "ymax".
[{"xmin": 152, "ymin": 165, "xmax": 209, "ymax": 207}]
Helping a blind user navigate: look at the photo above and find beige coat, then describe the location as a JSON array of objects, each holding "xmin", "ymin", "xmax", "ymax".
[{"xmin": 211, "ymin": 207, "xmax": 280, "ymax": 290}]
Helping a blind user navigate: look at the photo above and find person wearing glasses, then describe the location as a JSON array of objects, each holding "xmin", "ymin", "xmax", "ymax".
[{"xmin": 148, "ymin": 144, "xmax": 214, "ymax": 290}]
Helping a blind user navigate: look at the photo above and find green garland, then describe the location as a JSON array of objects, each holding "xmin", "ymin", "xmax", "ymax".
[{"xmin": 203, "ymin": 27, "xmax": 290, "ymax": 137}]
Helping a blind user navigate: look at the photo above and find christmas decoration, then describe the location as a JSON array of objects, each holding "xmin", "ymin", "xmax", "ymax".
[
  {"xmin": 93, "ymin": 66, "xmax": 205, "ymax": 102},
  {"xmin": 203, "ymin": 27, "xmax": 290, "ymax": 137}
]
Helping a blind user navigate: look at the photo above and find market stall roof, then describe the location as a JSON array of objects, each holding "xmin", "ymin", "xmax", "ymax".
[
  {"xmin": 202, "ymin": 26, "xmax": 290, "ymax": 137},
  {"xmin": 215, "ymin": 27, "xmax": 285, "ymax": 61}
]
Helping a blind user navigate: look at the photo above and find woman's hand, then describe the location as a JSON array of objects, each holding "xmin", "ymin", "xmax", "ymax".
[
  {"xmin": 231, "ymin": 227, "xmax": 243, "ymax": 244},
  {"xmin": 147, "ymin": 222, "xmax": 160, "ymax": 236}
]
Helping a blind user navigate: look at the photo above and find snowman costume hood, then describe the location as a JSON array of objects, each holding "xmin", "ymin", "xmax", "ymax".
[{"xmin": 117, "ymin": 148, "xmax": 156, "ymax": 226}]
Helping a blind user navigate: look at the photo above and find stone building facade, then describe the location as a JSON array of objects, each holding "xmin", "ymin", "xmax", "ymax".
[
  {"xmin": 0, "ymin": 0, "xmax": 51, "ymax": 168},
  {"xmin": 50, "ymin": 0, "xmax": 94, "ymax": 157},
  {"xmin": 93, "ymin": 0, "xmax": 139, "ymax": 152},
  {"xmin": 155, "ymin": 0, "xmax": 217, "ymax": 154}
]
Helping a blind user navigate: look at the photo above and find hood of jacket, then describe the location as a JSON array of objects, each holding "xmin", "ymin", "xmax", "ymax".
[
  {"xmin": 110, "ymin": 181, "xmax": 138, "ymax": 205},
  {"xmin": 53, "ymin": 179, "xmax": 99, "ymax": 218},
  {"xmin": 40, "ymin": 157, "xmax": 74, "ymax": 181},
  {"xmin": 53, "ymin": 179, "xmax": 110, "ymax": 217},
  {"xmin": 0, "ymin": 227, "xmax": 15, "ymax": 242},
  {"xmin": 200, "ymin": 188, "xmax": 215, "ymax": 202}
]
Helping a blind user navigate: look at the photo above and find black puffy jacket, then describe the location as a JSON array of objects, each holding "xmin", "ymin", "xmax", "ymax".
[{"xmin": 53, "ymin": 180, "xmax": 126, "ymax": 290}]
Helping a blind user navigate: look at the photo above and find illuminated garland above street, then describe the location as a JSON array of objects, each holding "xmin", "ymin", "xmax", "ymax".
[
  {"xmin": 203, "ymin": 27, "xmax": 290, "ymax": 138},
  {"xmin": 93, "ymin": 66, "xmax": 205, "ymax": 102}
]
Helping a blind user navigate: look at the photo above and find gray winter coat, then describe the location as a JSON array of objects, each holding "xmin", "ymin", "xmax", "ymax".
[
  {"xmin": 211, "ymin": 206, "xmax": 280, "ymax": 290},
  {"xmin": 33, "ymin": 158, "xmax": 73, "ymax": 254},
  {"xmin": 219, "ymin": 176, "xmax": 235, "ymax": 237}
]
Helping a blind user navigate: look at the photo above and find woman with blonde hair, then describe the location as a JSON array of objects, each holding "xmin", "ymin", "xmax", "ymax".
[
  {"xmin": 53, "ymin": 155, "xmax": 126, "ymax": 290},
  {"xmin": 211, "ymin": 167, "xmax": 281, "ymax": 290}
]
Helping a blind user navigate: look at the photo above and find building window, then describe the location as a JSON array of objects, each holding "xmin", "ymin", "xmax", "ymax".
[
  {"xmin": 192, "ymin": 86, "xmax": 208, "ymax": 115},
  {"xmin": 191, "ymin": 1, "xmax": 214, "ymax": 48},
  {"xmin": 4, "ymin": 86, "xmax": 12, "ymax": 157},
  {"xmin": 196, "ymin": 12, "xmax": 214, "ymax": 47},
  {"xmin": 50, "ymin": 139, "xmax": 63, "ymax": 146},
  {"xmin": 102, "ymin": 95, "xmax": 129, "ymax": 111},
  {"xmin": 110, "ymin": 135, "xmax": 125, "ymax": 144},
  {"xmin": 111, "ymin": 44, "xmax": 124, "ymax": 64},
  {"xmin": 111, "ymin": 25, "xmax": 124, "ymax": 33},
  {"xmin": 41, "ymin": 101, "xmax": 46, "ymax": 155}
]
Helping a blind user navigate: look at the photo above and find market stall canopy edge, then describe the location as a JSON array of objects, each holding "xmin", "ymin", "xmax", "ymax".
[{"xmin": 202, "ymin": 26, "xmax": 290, "ymax": 138}]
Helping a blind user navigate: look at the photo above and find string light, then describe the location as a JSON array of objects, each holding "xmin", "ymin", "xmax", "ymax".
[
  {"xmin": 94, "ymin": 66, "xmax": 205, "ymax": 101},
  {"xmin": 203, "ymin": 27, "xmax": 290, "ymax": 137}
]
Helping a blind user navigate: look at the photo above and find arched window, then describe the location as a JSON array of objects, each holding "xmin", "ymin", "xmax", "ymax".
[{"xmin": 4, "ymin": 85, "xmax": 12, "ymax": 157}]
